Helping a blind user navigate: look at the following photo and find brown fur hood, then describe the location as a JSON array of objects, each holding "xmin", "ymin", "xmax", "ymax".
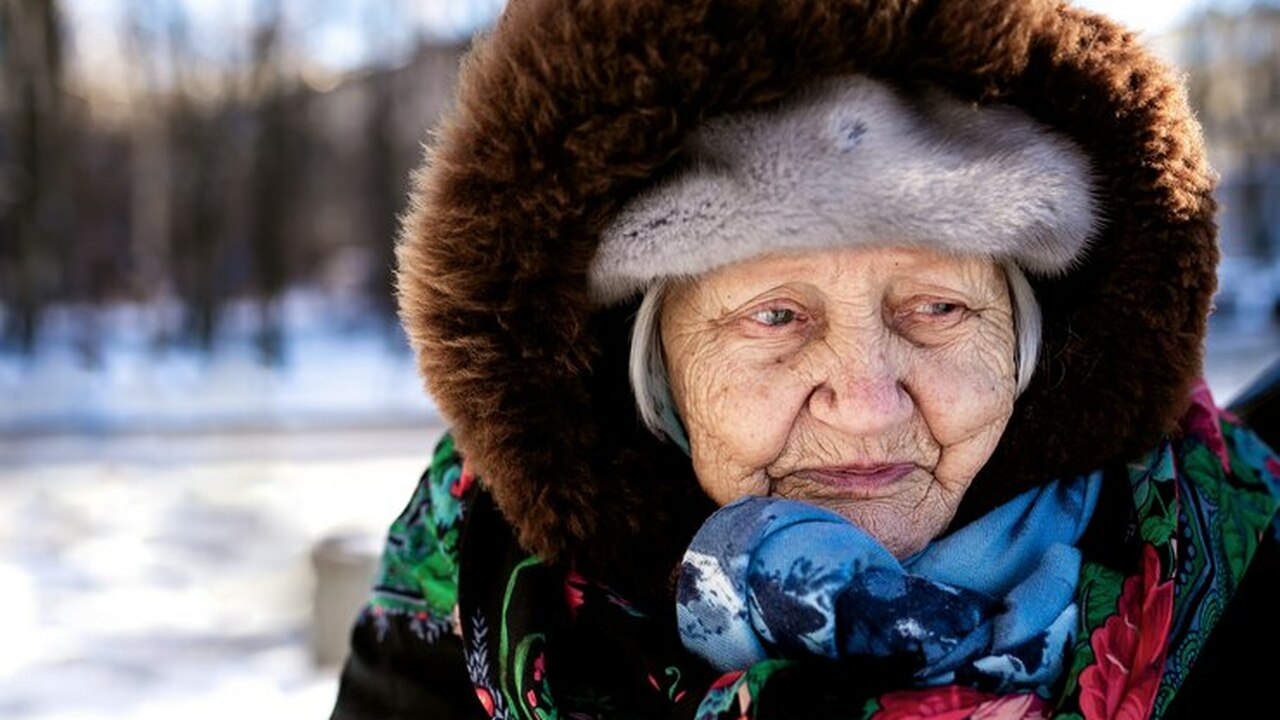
[{"xmin": 396, "ymin": 0, "xmax": 1217, "ymax": 593}]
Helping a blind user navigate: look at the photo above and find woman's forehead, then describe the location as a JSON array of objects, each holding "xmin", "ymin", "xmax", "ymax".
[{"xmin": 689, "ymin": 246, "xmax": 1003, "ymax": 296}]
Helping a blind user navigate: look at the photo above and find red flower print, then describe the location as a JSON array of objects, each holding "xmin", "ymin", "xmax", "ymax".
[
  {"xmin": 875, "ymin": 687, "xmax": 1048, "ymax": 719},
  {"xmin": 709, "ymin": 670, "xmax": 745, "ymax": 692},
  {"xmin": 565, "ymin": 571, "xmax": 587, "ymax": 620},
  {"xmin": 970, "ymin": 695, "xmax": 1050, "ymax": 720},
  {"xmin": 453, "ymin": 461, "xmax": 476, "ymax": 498},
  {"xmin": 1079, "ymin": 544, "xmax": 1174, "ymax": 720},
  {"xmin": 1182, "ymin": 381, "xmax": 1231, "ymax": 473},
  {"xmin": 475, "ymin": 687, "xmax": 495, "ymax": 717}
]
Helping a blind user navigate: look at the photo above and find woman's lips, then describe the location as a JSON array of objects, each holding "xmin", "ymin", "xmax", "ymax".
[{"xmin": 793, "ymin": 463, "xmax": 916, "ymax": 491}]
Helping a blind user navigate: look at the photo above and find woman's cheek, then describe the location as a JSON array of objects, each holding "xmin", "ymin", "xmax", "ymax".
[
  {"xmin": 684, "ymin": 355, "xmax": 795, "ymax": 502},
  {"xmin": 910, "ymin": 333, "xmax": 1015, "ymax": 444}
]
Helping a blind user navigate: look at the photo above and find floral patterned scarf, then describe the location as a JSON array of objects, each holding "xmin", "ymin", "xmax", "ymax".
[{"xmin": 356, "ymin": 382, "xmax": 1279, "ymax": 720}]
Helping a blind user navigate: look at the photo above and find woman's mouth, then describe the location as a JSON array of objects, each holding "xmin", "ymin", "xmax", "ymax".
[{"xmin": 792, "ymin": 463, "xmax": 916, "ymax": 491}]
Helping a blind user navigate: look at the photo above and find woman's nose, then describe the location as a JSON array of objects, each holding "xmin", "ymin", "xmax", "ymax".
[{"xmin": 805, "ymin": 343, "xmax": 913, "ymax": 436}]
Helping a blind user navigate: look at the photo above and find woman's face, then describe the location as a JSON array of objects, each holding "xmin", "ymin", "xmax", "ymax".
[{"xmin": 661, "ymin": 246, "xmax": 1017, "ymax": 559}]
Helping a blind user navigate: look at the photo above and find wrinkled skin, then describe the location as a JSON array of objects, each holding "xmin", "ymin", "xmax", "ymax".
[{"xmin": 661, "ymin": 246, "xmax": 1017, "ymax": 559}]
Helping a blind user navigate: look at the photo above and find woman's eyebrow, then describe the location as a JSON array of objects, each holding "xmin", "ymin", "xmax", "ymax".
[{"xmin": 888, "ymin": 266, "xmax": 999, "ymax": 295}]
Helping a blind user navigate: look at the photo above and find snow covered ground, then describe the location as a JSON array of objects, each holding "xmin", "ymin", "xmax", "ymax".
[
  {"xmin": 0, "ymin": 425, "xmax": 449, "ymax": 720},
  {"xmin": 0, "ymin": 299, "xmax": 1276, "ymax": 720},
  {"xmin": 0, "ymin": 298, "xmax": 445, "ymax": 719}
]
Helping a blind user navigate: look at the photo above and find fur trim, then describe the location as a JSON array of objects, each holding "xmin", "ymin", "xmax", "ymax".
[
  {"xmin": 396, "ymin": 0, "xmax": 1218, "ymax": 595},
  {"xmin": 590, "ymin": 75, "xmax": 1098, "ymax": 305}
]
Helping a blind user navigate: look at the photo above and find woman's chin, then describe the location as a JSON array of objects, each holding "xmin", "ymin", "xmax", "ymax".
[
  {"xmin": 815, "ymin": 497, "xmax": 942, "ymax": 560},
  {"xmin": 767, "ymin": 471, "xmax": 949, "ymax": 558}
]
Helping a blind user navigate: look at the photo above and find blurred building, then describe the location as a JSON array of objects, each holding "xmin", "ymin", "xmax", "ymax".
[
  {"xmin": 1158, "ymin": 5, "xmax": 1280, "ymax": 318},
  {"xmin": 1164, "ymin": 6, "xmax": 1280, "ymax": 260}
]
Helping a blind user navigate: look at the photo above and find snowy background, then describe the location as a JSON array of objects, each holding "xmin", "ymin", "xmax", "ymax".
[
  {"xmin": 3, "ymin": 1, "xmax": 1279, "ymax": 719},
  {"xmin": 0, "ymin": 296, "xmax": 443, "ymax": 719}
]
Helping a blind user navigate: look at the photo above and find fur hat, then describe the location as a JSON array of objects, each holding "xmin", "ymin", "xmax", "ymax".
[
  {"xmin": 590, "ymin": 75, "xmax": 1098, "ymax": 305},
  {"xmin": 396, "ymin": 0, "xmax": 1218, "ymax": 597}
]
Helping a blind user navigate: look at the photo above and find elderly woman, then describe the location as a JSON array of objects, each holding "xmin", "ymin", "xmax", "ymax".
[{"xmin": 332, "ymin": 1, "xmax": 1279, "ymax": 719}]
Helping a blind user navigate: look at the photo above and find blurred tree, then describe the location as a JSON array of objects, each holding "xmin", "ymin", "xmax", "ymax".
[
  {"xmin": 246, "ymin": 0, "xmax": 309, "ymax": 364},
  {"xmin": 0, "ymin": 0, "xmax": 468, "ymax": 360},
  {"xmin": 124, "ymin": 0, "xmax": 222, "ymax": 350},
  {"xmin": 166, "ymin": 3, "xmax": 238, "ymax": 351},
  {"xmin": 0, "ymin": 0, "xmax": 68, "ymax": 353},
  {"xmin": 125, "ymin": 0, "xmax": 249, "ymax": 351},
  {"xmin": 365, "ymin": 0, "xmax": 410, "ymax": 332},
  {"xmin": 121, "ymin": 0, "xmax": 174, "ymax": 345}
]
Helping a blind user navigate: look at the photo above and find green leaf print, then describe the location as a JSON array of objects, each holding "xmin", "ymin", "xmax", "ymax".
[
  {"xmin": 1077, "ymin": 562, "xmax": 1125, "ymax": 630},
  {"xmin": 1184, "ymin": 443, "xmax": 1275, "ymax": 584},
  {"xmin": 1059, "ymin": 561, "xmax": 1125, "ymax": 700}
]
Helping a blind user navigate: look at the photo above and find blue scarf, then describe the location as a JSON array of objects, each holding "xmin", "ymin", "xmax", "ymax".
[{"xmin": 676, "ymin": 473, "xmax": 1102, "ymax": 694}]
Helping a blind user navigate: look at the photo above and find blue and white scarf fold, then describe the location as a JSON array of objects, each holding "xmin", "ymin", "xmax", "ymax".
[{"xmin": 676, "ymin": 473, "xmax": 1102, "ymax": 694}]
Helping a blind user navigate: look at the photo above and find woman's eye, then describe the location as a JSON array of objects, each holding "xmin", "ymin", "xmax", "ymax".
[
  {"xmin": 918, "ymin": 301, "xmax": 963, "ymax": 317},
  {"xmin": 750, "ymin": 307, "xmax": 799, "ymax": 327},
  {"xmin": 894, "ymin": 299, "xmax": 971, "ymax": 338}
]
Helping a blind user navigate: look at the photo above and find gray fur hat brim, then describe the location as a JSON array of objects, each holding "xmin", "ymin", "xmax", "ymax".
[{"xmin": 589, "ymin": 75, "xmax": 1099, "ymax": 304}]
